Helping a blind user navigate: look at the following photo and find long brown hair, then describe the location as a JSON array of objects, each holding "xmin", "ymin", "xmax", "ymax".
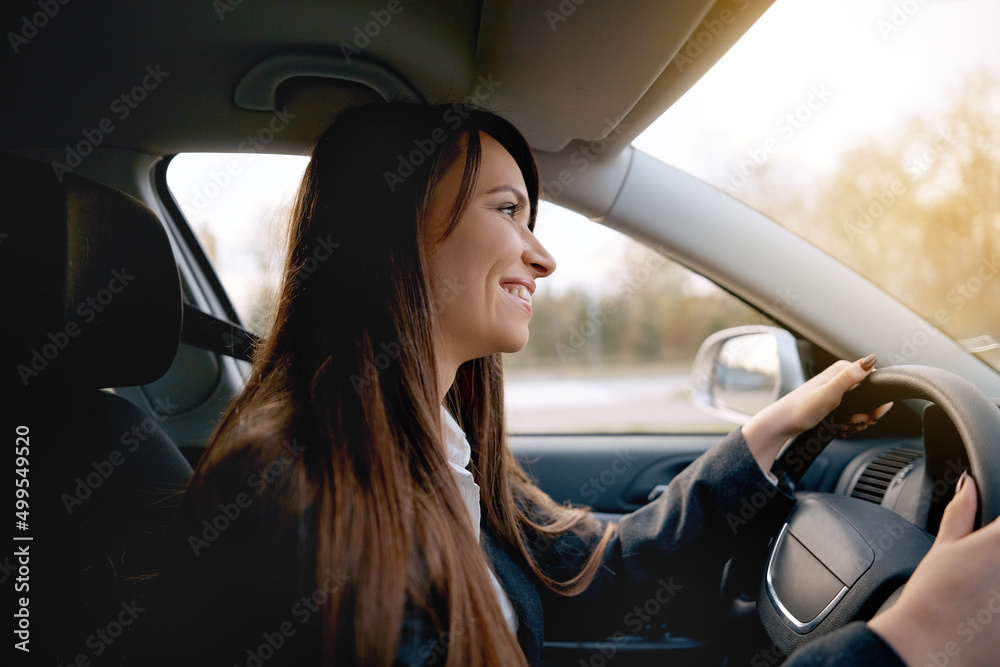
[{"xmin": 188, "ymin": 101, "xmax": 616, "ymax": 665}]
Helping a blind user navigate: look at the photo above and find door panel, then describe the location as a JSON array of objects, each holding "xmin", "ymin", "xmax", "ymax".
[
  {"xmin": 509, "ymin": 433, "xmax": 728, "ymax": 665},
  {"xmin": 509, "ymin": 433, "xmax": 722, "ymax": 515}
]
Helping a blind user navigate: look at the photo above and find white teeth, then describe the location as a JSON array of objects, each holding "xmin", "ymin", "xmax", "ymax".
[{"xmin": 503, "ymin": 284, "xmax": 532, "ymax": 305}]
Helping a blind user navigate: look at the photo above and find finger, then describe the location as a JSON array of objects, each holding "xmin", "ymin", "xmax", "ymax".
[
  {"xmin": 936, "ymin": 472, "xmax": 977, "ymax": 544},
  {"xmin": 871, "ymin": 402, "xmax": 893, "ymax": 420},
  {"xmin": 810, "ymin": 359, "xmax": 852, "ymax": 386},
  {"xmin": 847, "ymin": 402, "xmax": 892, "ymax": 426},
  {"xmin": 823, "ymin": 356, "xmax": 877, "ymax": 400}
]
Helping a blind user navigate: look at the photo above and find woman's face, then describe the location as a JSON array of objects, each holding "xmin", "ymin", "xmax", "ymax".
[{"xmin": 423, "ymin": 133, "xmax": 556, "ymax": 366}]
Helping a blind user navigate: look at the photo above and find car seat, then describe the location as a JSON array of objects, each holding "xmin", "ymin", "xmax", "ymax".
[{"xmin": 1, "ymin": 152, "xmax": 193, "ymax": 666}]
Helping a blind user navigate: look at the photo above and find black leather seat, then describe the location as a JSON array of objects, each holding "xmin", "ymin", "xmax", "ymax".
[{"xmin": 1, "ymin": 153, "xmax": 193, "ymax": 666}]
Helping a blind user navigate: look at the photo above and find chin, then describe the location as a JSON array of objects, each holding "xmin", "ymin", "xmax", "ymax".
[{"xmin": 494, "ymin": 333, "xmax": 530, "ymax": 355}]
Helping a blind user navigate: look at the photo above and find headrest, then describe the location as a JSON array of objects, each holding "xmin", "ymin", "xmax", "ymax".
[{"xmin": 0, "ymin": 153, "xmax": 182, "ymax": 390}]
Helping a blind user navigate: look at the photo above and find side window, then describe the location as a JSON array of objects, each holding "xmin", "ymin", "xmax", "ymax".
[
  {"xmin": 165, "ymin": 155, "xmax": 776, "ymax": 435},
  {"xmin": 166, "ymin": 152, "xmax": 309, "ymax": 332},
  {"xmin": 507, "ymin": 202, "xmax": 777, "ymax": 434}
]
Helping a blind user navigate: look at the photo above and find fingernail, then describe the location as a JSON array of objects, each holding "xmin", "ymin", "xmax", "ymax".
[
  {"xmin": 956, "ymin": 470, "xmax": 969, "ymax": 493},
  {"xmin": 860, "ymin": 354, "xmax": 877, "ymax": 371}
]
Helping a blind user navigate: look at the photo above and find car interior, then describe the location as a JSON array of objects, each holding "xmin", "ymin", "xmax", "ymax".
[{"xmin": 4, "ymin": 1, "xmax": 1000, "ymax": 666}]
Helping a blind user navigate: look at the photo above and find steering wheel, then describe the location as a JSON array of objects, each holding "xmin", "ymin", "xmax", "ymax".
[{"xmin": 757, "ymin": 364, "xmax": 1000, "ymax": 655}]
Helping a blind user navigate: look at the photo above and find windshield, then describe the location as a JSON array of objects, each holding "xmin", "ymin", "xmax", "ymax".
[{"xmin": 634, "ymin": 0, "xmax": 1000, "ymax": 372}]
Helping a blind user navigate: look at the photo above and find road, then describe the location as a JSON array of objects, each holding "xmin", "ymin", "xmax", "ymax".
[{"xmin": 504, "ymin": 371, "xmax": 740, "ymax": 434}]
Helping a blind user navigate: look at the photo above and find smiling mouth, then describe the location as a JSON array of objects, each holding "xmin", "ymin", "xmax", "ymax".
[{"xmin": 502, "ymin": 284, "xmax": 532, "ymax": 306}]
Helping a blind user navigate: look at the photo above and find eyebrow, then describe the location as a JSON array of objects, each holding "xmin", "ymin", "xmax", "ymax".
[{"xmin": 484, "ymin": 185, "xmax": 528, "ymax": 202}]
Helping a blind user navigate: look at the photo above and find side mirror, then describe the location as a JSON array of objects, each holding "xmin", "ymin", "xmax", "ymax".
[{"xmin": 690, "ymin": 326, "xmax": 805, "ymax": 424}]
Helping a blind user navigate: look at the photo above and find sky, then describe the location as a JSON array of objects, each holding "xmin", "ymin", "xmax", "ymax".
[
  {"xmin": 634, "ymin": 0, "xmax": 1000, "ymax": 186},
  {"xmin": 167, "ymin": 0, "xmax": 1000, "ymax": 316}
]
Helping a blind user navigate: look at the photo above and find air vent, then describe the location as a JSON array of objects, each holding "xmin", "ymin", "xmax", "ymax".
[{"xmin": 850, "ymin": 447, "xmax": 923, "ymax": 504}]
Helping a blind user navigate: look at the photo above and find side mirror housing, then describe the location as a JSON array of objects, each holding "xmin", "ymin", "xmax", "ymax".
[{"xmin": 690, "ymin": 325, "xmax": 805, "ymax": 424}]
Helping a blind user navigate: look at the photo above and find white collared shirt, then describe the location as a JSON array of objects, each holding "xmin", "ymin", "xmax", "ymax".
[{"xmin": 440, "ymin": 406, "xmax": 518, "ymax": 632}]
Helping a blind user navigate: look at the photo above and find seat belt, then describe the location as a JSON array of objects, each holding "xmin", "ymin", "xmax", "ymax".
[{"xmin": 180, "ymin": 303, "xmax": 258, "ymax": 362}]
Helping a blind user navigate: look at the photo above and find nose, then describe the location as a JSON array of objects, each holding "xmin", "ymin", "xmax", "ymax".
[{"xmin": 523, "ymin": 233, "xmax": 556, "ymax": 278}]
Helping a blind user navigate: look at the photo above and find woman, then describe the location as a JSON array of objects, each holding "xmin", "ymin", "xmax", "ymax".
[{"xmin": 142, "ymin": 101, "xmax": 1000, "ymax": 666}]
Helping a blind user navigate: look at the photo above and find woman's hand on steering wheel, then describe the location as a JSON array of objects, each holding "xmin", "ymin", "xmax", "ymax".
[
  {"xmin": 742, "ymin": 355, "xmax": 891, "ymax": 479},
  {"xmin": 869, "ymin": 474, "xmax": 1000, "ymax": 666}
]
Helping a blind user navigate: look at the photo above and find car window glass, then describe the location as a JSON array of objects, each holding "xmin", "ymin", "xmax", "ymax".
[
  {"xmin": 635, "ymin": 0, "xmax": 1000, "ymax": 371},
  {"xmin": 166, "ymin": 154, "xmax": 775, "ymax": 434},
  {"xmin": 166, "ymin": 152, "xmax": 310, "ymax": 332},
  {"xmin": 507, "ymin": 203, "xmax": 778, "ymax": 434}
]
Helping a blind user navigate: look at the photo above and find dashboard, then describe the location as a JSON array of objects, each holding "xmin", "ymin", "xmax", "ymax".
[{"xmin": 804, "ymin": 402, "xmax": 974, "ymax": 536}]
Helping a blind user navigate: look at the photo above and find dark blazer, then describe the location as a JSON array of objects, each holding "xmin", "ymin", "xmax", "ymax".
[
  {"xmin": 135, "ymin": 429, "xmax": 903, "ymax": 666},
  {"xmin": 395, "ymin": 428, "xmax": 904, "ymax": 666}
]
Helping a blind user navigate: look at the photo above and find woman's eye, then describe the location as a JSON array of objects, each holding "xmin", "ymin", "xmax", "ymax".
[{"xmin": 498, "ymin": 203, "xmax": 523, "ymax": 217}]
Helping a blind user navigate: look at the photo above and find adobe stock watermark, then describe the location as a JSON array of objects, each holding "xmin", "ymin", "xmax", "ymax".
[
  {"xmin": 690, "ymin": 335, "xmax": 748, "ymax": 396},
  {"xmin": 923, "ymin": 589, "xmax": 1000, "ymax": 667},
  {"xmin": 746, "ymin": 286, "xmax": 801, "ymax": 329},
  {"xmin": 340, "ymin": 0, "xmax": 412, "ymax": 62},
  {"xmin": 729, "ymin": 285, "xmax": 802, "ymax": 343},
  {"xmin": 781, "ymin": 416, "xmax": 839, "ymax": 473},
  {"xmin": 555, "ymin": 250, "xmax": 665, "ymax": 362},
  {"xmin": 11, "ymin": 546, "xmax": 29, "ymax": 652},
  {"xmin": 56, "ymin": 598, "xmax": 146, "ymax": 665},
  {"xmin": 867, "ymin": 460, "xmax": 966, "ymax": 560},
  {"xmin": 16, "ymin": 267, "xmax": 135, "ymax": 386},
  {"xmin": 886, "ymin": 319, "xmax": 943, "ymax": 366},
  {"xmin": 843, "ymin": 125, "xmax": 954, "ymax": 245},
  {"xmin": 577, "ymin": 577, "xmax": 684, "ymax": 666},
  {"xmin": 940, "ymin": 254, "xmax": 997, "ymax": 322},
  {"xmin": 212, "ymin": 0, "xmax": 245, "ymax": 21},
  {"xmin": 721, "ymin": 84, "xmax": 834, "ymax": 194},
  {"xmin": 750, "ymin": 641, "xmax": 785, "ymax": 667},
  {"xmin": 878, "ymin": 0, "xmax": 929, "ymax": 41},
  {"xmin": 672, "ymin": 0, "xmax": 753, "ymax": 73},
  {"xmin": 580, "ymin": 451, "xmax": 640, "ymax": 504},
  {"xmin": 188, "ymin": 437, "xmax": 307, "ymax": 556},
  {"xmin": 238, "ymin": 107, "xmax": 298, "ymax": 153},
  {"xmin": 689, "ymin": 287, "xmax": 799, "ymax": 402},
  {"xmin": 545, "ymin": 0, "xmax": 586, "ymax": 31},
  {"xmin": 624, "ymin": 577, "xmax": 683, "ymax": 633},
  {"xmin": 725, "ymin": 476, "xmax": 784, "ymax": 534},
  {"xmin": 289, "ymin": 234, "xmax": 340, "ymax": 290},
  {"xmin": 884, "ymin": 254, "xmax": 998, "ymax": 365},
  {"xmin": 542, "ymin": 114, "xmax": 629, "ymax": 200},
  {"xmin": 408, "ymin": 614, "xmax": 477, "ymax": 667},
  {"xmin": 60, "ymin": 396, "xmax": 180, "ymax": 515},
  {"xmin": 236, "ymin": 568, "xmax": 350, "ymax": 667},
  {"xmin": 52, "ymin": 64, "xmax": 170, "ymax": 183},
  {"xmin": 50, "ymin": 65, "xmax": 170, "ymax": 182},
  {"xmin": 0, "ymin": 551, "xmax": 22, "ymax": 586},
  {"xmin": 7, "ymin": 0, "xmax": 71, "ymax": 53},
  {"xmin": 844, "ymin": 179, "xmax": 906, "ymax": 245},
  {"xmin": 350, "ymin": 338, "xmax": 406, "ymax": 395},
  {"xmin": 350, "ymin": 277, "xmax": 466, "ymax": 394},
  {"xmin": 904, "ymin": 125, "xmax": 956, "ymax": 180},
  {"xmin": 383, "ymin": 80, "xmax": 503, "ymax": 192},
  {"xmin": 914, "ymin": 458, "xmax": 967, "ymax": 518},
  {"xmin": 188, "ymin": 107, "xmax": 298, "ymax": 211}
]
